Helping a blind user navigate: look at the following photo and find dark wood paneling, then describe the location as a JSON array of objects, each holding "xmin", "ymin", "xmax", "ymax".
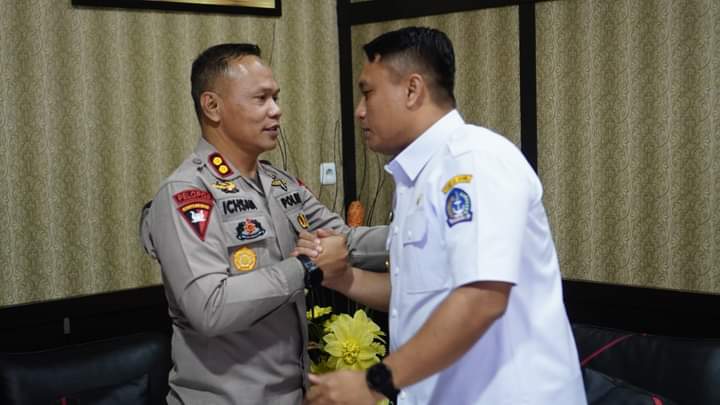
[
  {"xmin": 563, "ymin": 280, "xmax": 720, "ymax": 338},
  {"xmin": 0, "ymin": 286, "xmax": 170, "ymax": 352}
]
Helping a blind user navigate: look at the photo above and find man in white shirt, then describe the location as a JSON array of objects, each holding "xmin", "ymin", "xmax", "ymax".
[{"xmin": 304, "ymin": 26, "xmax": 586, "ymax": 405}]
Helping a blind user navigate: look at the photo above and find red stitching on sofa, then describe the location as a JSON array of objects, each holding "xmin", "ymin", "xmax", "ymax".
[{"xmin": 581, "ymin": 334, "xmax": 635, "ymax": 367}]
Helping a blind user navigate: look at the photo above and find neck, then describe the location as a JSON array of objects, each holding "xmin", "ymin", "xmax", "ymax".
[
  {"xmin": 407, "ymin": 105, "xmax": 453, "ymax": 143},
  {"xmin": 202, "ymin": 126, "xmax": 259, "ymax": 178}
]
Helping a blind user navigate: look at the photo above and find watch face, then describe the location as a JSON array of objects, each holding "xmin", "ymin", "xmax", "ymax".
[{"xmin": 368, "ymin": 363, "xmax": 389, "ymax": 388}]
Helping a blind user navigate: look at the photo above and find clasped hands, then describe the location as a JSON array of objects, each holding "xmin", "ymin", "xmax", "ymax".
[
  {"xmin": 292, "ymin": 228, "xmax": 350, "ymax": 285},
  {"xmin": 292, "ymin": 230, "xmax": 384, "ymax": 405}
]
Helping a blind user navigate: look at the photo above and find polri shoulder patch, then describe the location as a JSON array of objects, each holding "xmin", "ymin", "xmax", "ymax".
[
  {"xmin": 442, "ymin": 174, "xmax": 473, "ymax": 193},
  {"xmin": 173, "ymin": 189, "xmax": 214, "ymax": 240},
  {"xmin": 445, "ymin": 187, "xmax": 473, "ymax": 227},
  {"xmin": 208, "ymin": 152, "xmax": 234, "ymax": 178}
]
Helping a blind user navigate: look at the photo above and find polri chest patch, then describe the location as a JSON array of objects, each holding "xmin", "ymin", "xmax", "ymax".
[
  {"xmin": 232, "ymin": 246, "xmax": 257, "ymax": 272},
  {"xmin": 445, "ymin": 187, "xmax": 473, "ymax": 227},
  {"xmin": 221, "ymin": 198, "xmax": 258, "ymax": 216},
  {"xmin": 236, "ymin": 218, "xmax": 266, "ymax": 241},
  {"xmin": 276, "ymin": 191, "xmax": 302, "ymax": 210},
  {"xmin": 173, "ymin": 189, "xmax": 214, "ymax": 241}
]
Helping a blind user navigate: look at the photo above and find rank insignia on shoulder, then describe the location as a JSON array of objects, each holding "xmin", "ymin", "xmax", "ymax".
[
  {"xmin": 173, "ymin": 189, "xmax": 214, "ymax": 241},
  {"xmin": 442, "ymin": 174, "xmax": 473, "ymax": 194},
  {"xmin": 297, "ymin": 212, "xmax": 309, "ymax": 229},
  {"xmin": 271, "ymin": 175, "xmax": 288, "ymax": 191},
  {"xmin": 213, "ymin": 181, "xmax": 239, "ymax": 193},
  {"xmin": 232, "ymin": 246, "xmax": 257, "ymax": 272},
  {"xmin": 445, "ymin": 187, "xmax": 473, "ymax": 227},
  {"xmin": 208, "ymin": 152, "xmax": 234, "ymax": 178},
  {"xmin": 236, "ymin": 218, "xmax": 266, "ymax": 241}
]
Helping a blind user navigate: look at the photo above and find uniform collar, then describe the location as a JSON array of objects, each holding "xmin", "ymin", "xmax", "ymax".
[
  {"xmin": 385, "ymin": 110, "xmax": 464, "ymax": 185},
  {"xmin": 194, "ymin": 137, "xmax": 243, "ymax": 180}
]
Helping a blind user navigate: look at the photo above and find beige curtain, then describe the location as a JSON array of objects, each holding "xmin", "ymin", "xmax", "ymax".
[
  {"xmin": 537, "ymin": 0, "xmax": 720, "ymax": 293},
  {"xmin": 351, "ymin": 6, "xmax": 521, "ymax": 225},
  {"xmin": 0, "ymin": 0, "xmax": 342, "ymax": 306}
]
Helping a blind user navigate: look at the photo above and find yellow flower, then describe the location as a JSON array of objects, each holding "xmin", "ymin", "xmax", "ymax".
[
  {"xmin": 323, "ymin": 310, "xmax": 385, "ymax": 370},
  {"xmin": 306, "ymin": 305, "xmax": 333, "ymax": 320}
]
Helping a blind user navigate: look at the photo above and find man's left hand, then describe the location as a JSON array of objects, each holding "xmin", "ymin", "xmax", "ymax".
[{"xmin": 306, "ymin": 371, "xmax": 382, "ymax": 405}]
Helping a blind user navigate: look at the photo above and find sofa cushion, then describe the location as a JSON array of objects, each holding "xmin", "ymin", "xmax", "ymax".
[
  {"xmin": 573, "ymin": 324, "xmax": 720, "ymax": 404},
  {"xmin": 583, "ymin": 367, "xmax": 677, "ymax": 405},
  {"xmin": 0, "ymin": 332, "xmax": 169, "ymax": 404}
]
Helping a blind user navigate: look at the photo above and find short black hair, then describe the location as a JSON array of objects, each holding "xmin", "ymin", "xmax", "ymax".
[
  {"xmin": 363, "ymin": 27, "xmax": 456, "ymax": 108},
  {"xmin": 190, "ymin": 43, "xmax": 261, "ymax": 120}
]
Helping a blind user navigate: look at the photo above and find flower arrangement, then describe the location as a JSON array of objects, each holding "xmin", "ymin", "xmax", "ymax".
[{"xmin": 306, "ymin": 305, "xmax": 387, "ymax": 373}]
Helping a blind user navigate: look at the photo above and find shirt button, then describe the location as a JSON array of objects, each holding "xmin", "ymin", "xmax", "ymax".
[
  {"xmin": 399, "ymin": 391, "xmax": 407, "ymax": 399},
  {"xmin": 192, "ymin": 158, "xmax": 202, "ymax": 165},
  {"xmin": 406, "ymin": 231, "xmax": 412, "ymax": 239},
  {"xmin": 391, "ymin": 308, "xmax": 398, "ymax": 318},
  {"xmin": 393, "ymin": 267, "xmax": 399, "ymax": 276},
  {"xmin": 393, "ymin": 226, "xmax": 399, "ymax": 234}
]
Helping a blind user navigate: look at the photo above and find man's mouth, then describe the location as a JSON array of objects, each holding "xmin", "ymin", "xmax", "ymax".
[{"xmin": 264, "ymin": 124, "xmax": 280, "ymax": 135}]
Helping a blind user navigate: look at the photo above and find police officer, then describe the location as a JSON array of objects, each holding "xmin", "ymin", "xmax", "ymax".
[{"xmin": 140, "ymin": 43, "xmax": 387, "ymax": 405}]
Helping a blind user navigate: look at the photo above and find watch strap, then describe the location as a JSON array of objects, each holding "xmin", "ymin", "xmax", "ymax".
[{"xmin": 366, "ymin": 362, "xmax": 399, "ymax": 402}]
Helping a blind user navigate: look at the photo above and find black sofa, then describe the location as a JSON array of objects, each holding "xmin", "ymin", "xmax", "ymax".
[
  {"xmin": 0, "ymin": 331, "xmax": 170, "ymax": 404},
  {"xmin": 573, "ymin": 324, "xmax": 720, "ymax": 405}
]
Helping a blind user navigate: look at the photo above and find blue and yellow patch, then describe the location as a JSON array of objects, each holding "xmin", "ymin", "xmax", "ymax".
[{"xmin": 445, "ymin": 187, "xmax": 473, "ymax": 227}]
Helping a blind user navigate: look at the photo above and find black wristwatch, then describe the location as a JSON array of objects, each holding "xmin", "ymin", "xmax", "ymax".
[
  {"xmin": 366, "ymin": 362, "xmax": 399, "ymax": 402},
  {"xmin": 297, "ymin": 254, "xmax": 323, "ymax": 289}
]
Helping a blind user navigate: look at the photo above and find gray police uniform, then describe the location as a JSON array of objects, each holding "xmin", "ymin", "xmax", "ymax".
[{"xmin": 140, "ymin": 137, "xmax": 387, "ymax": 405}]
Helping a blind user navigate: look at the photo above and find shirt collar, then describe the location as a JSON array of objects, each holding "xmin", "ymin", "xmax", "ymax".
[{"xmin": 386, "ymin": 110, "xmax": 464, "ymax": 185}]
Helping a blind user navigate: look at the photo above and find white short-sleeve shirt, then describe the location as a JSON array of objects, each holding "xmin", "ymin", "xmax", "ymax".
[{"xmin": 385, "ymin": 110, "xmax": 586, "ymax": 405}]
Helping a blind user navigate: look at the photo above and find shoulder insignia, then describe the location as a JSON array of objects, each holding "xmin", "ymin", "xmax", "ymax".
[
  {"xmin": 208, "ymin": 153, "xmax": 234, "ymax": 178},
  {"xmin": 445, "ymin": 187, "xmax": 473, "ymax": 227},
  {"xmin": 232, "ymin": 246, "xmax": 257, "ymax": 272},
  {"xmin": 442, "ymin": 174, "xmax": 473, "ymax": 194},
  {"xmin": 173, "ymin": 189, "xmax": 214, "ymax": 240},
  {"xmin": 213, "ymin": 181, "xmax": 239, "ymax": 193}
]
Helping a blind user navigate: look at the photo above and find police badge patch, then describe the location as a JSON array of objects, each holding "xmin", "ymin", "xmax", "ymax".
[
  {"xmin": 236, "ymin": 218, "xmax": 266, "ymax": 241},
  {"xmin": 173, "ymin": 189, "xmax": 214, "ymax": 241},
  {"xmin": 232, "ymin": 246, "xmax": 257, "ymax": 272},
  {"xmin": 445, "ymin": 188, "xmax": 473, "ymax": 227}
]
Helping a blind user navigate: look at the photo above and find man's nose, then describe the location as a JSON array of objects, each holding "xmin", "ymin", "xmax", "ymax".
[{"xmin": 355, "ymin": 100, "xmax": 366, "ymax": 120}]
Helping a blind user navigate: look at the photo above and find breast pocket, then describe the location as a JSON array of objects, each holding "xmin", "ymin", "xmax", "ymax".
[
  {"xmin": 223, "ymin": 214, "xmax": 275, "ymax": 275},
  {"xmin": 402, "ymin": 209, "xmax": 450, "ymax": 293}
]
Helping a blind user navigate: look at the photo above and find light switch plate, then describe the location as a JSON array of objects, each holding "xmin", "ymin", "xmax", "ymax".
[{"xmin": 320, "ymin": 162, "xmax": 336, "ymax": 185}]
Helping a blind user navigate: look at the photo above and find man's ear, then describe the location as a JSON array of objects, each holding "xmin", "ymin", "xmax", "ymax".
[
  {"xmin": 200, "ymin": 91, "xmax": 221, "ymax": 123},
  {"xmin": 405, "ymin": 73, "xmax": 425, "ymax": 110}
]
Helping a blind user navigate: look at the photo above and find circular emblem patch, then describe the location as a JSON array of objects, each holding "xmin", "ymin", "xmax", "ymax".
[{"xmin": 233, "ymin": 246, "xmax": 257, "ymax": 272}]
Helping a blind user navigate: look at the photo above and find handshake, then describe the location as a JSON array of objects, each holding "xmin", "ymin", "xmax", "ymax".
[{"xmin": 291, "ymin": 229, "xmax": 350, "ymax": 289}]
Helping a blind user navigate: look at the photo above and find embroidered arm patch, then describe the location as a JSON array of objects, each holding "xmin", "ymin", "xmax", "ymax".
[
  {"xmin": 173, "ymin": 189, "xmax": 214, "ymax": 241},
  {"xmin": 445, "ymin": 187, "xmax": 473, "ymax": 227}
]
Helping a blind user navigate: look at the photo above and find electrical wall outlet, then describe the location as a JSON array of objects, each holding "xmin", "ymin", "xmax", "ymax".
[{"xmin": 320, "ymin": 162, "xmax": 336, "ymax": 185}]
